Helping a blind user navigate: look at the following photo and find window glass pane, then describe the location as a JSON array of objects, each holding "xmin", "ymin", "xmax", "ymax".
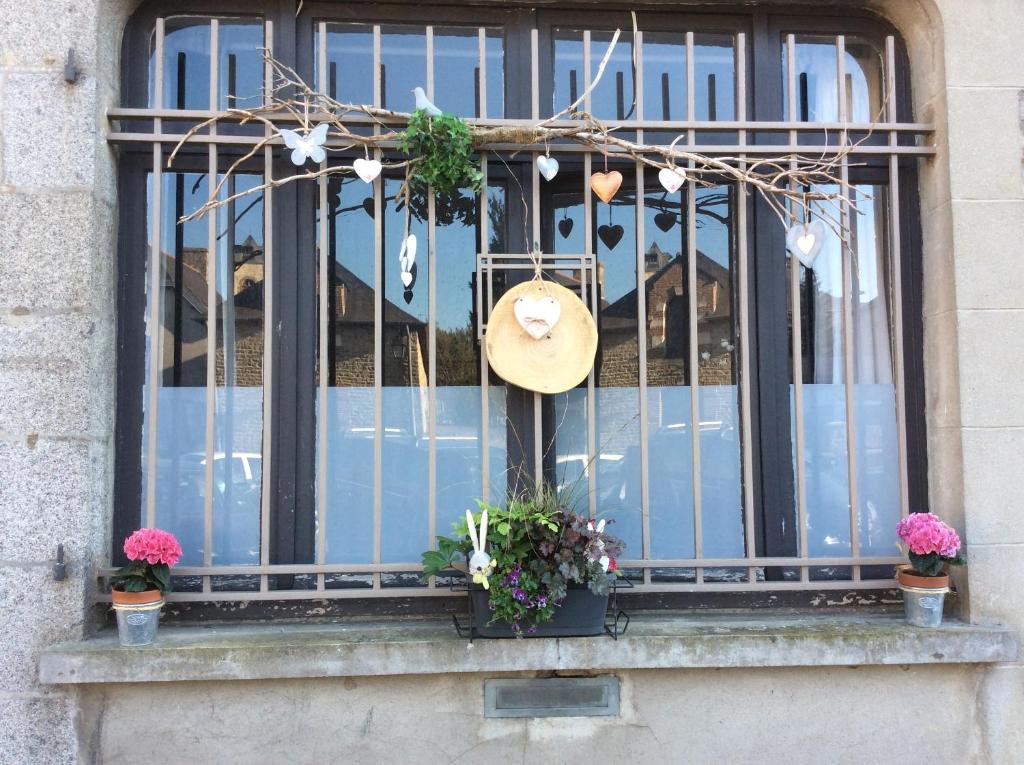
[
  {"xmin": 642, "ymin": 33, "xmax": 686, "ymax": 121},
  {"xmin": 551, "ymin": 29, "xmax": 640, "ymax": 120},
  {"xmin": 218, "ymin": 20, "xmax": 264, "ymax": 109},
  {"xmin": 643, "ymin": 176, "xmax": 694, "ymax": 558},
  {"xmin": 319, "ymin": 176, "xmax": 377, "ymax": 564},
  {"xmin": 694, "ymin": 34, "xmax": 734, "ymax": 121},
  {"xmin": 321, "ymin": 24, "xmax": 374, "ymax": 104},
  {"xmin": 381, "ymin": 26, "xmax": 426, "ymax": 111},
  {"xmin": 151, "ymin": 17, "xmax": 262, "ymax": 109},
  {"xmin": 694, "ymin": 185, "xmax": 743, "ymax": 557},
  {"xmin": 213, "ymin": 175, "xmax": 264, "ymax": 565},
  {"xmin": 783, "ymin": 35, "xmax": 883, "ymax": 122},
  {"xmin": 142, "ymin": 170, "xmax": 264, "ymax": 566},
  {"xmin": 791, "ymin": 184, "xmax": 898, "ymax": 557}
]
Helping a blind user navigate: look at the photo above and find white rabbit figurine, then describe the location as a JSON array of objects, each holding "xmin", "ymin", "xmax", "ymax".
[{"xmin": 466, "ymin": 509, "xmax": 496, "ymax": 589}]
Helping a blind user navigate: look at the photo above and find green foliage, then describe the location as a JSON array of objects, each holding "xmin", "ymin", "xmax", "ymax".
[
  {"xmin": 398, "ymin": 109, "xmax": 483, "ymax": 195},
  {"xmin": 111, "ymin": 561, "xmax": 172, "ymax": 594},
  {"xmin": 420, "ymin": 485, "xmax": 626, "ymax": 637},
  {"xmin": 909, "ymin": 550, "xmax": 966, "ymax": 577}
]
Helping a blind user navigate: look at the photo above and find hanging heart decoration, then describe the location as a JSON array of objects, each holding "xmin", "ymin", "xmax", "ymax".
[
  {"xmin": 400, "ymin": 270, "xmax": 414, "ymax": 288},
  {"xmin": 537, "ymin": 155, "xmax": 560, "ymax": 182},
  {"xmin": 785, "ymin": 220, "xmax": 826, "ymax": 270},
  {"xmin": 658, "ymin": 167, "xmax": 687, "ymax": 194},
  {"xmin": 654, "ymin": 211, "xmax": 676, "ymax": 232},
  {"xmin": 558, "ymin": 218, "xmax": 574, "ymax": 239},
  {"xmin": 591, "ymin": 171, "xmax": 623, "ymax": 204},
  {"xmin": 513, "ymin": 293, "xmax": 562, "ymax": 340},
  {"xmin": 597, "ymin": 223, "xmax": 624, "ymax": 250},
  {"xmin": 353, "ymin": 157, "xmax": 382, "ymax": 183},
  {"xmin": 361, "ymin": 197, "xmax": 375, "ymax": 217}
]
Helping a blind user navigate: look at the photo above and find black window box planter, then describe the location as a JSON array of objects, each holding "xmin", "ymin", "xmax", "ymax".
[{"xmin": 469, "ymin": 586, "xmax": 610, "ymax": 638}]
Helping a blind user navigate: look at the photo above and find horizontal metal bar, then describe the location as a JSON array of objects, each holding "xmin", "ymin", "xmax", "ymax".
[
  {"xmin": 95, "ymin": 577, "xmax": 898, "ymax": 603},
  {"xmin": 108, "ymin": 131, "xmax": 938, "ymax": 156},
  {"xmin": 99, "ymin": 555, "xmax": 901, "ymax": 579},
  {"xmin": 108, "ymin": 108, "xmax": 935, "ymax": 134}
]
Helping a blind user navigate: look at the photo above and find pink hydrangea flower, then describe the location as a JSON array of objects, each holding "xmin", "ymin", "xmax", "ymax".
[
  {"xmin": 123, "ymin": 528, "xmax": 182, "ymax": 567},
  {"xmin": 896, "ymin": 513, "xmax": 961, "ymax": 558}
]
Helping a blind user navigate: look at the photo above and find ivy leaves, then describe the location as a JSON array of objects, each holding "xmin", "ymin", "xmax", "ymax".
[{"xmin": 398, "ymin": 109, "xmax": 483, "ymax": 195}]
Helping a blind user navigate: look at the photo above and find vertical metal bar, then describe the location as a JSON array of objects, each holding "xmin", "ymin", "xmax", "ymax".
[
  {"xmin": 583, "ymin": 30, "xmax": 591, "ymax": 115},
  {"xmin": 479, "ymin": 153, "xmax": 490, "ymax": 501},
  {"xmin": 203, "ymin": 18, "xmax": 219, "ymax": 586},
  {"xmin": 531, "ymin": 26, "xmax": 542, "ymax": 483},
  {"xmin": 886, "ymin": 35, "xmax": 910, "ymax": 519},
  {"xmin": 145, "ymin": 17, "xmax": 166, "ymax": 530},
  {"xmin": 634, "ymin": 30, "xmax": 651, "ymax": 576},
  {"xmin": 372, "ymin": 24, "xmax": 383, "ymax": 588},
  {"xmin": 736, "ymin": 33, "xmax": 756, "ymax": 581},
  {"xmin": 635, "ymin": 163, "xmax": 652, "ymax": 567},
  {"xmin": 684, "ymin": 29, "xmax": 702, "ymax": 579},
  {"xmin": 426, "ymin": 26, "xmax": 437, "ymax": 583},
  {"xmin": 787, "ymin": 35, "xmax": 809, "ymax": 577},
  {"xmin": 531, "ymin": 28, "xmax": 540, "ymax": 120},
  {"xmin": 837, "ymin": 35, "xmax": 861, "ymax": 580},
  {"xmin": 316, "ymin": 21, "xmax": 328, "ymax": 589},
  {"xmin": 259, "ymin": 19, "xmax": 274, "ymax": 590},
  {"xmin": 478, "ymin": 28, "xmax": 487, "ymax": 119},
  {"xmin": 584, "ymin": 153, "xmax": 597, "ymax": 523}
]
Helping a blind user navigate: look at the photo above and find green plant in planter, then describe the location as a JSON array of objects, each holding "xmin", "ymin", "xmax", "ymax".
[
  {"xmin": 398, "ymin": 109, "xmax": 483, "ymax": 195},
  {"xmin": 422, "ymin": 485, "xmax": 624, "ymax": 636}
]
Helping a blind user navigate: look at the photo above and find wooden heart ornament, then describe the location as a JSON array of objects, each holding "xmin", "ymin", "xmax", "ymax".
[
  {"xmin": 785, "ymin": 220, "xmax": 826, "ymax": 269},
  {"xmin": 658, "ymin": 167, "xmax": 687, "ymax": 193},
  {"xmin": 537, "ymin": 155, "xmax": 560, "ymax": 182},
  {"xmin": 591, "ymin": 171, "xmax": 623, "ymax": 204},
  {"xmin": 353, "ymin": 157, "xmax": 382, "ymax": 183},
  {"xmin": 558, "ymin": 218, "xmax": 574, "ymax": 238},
  {"xmin": 513, "ymin": 291, "xmax": 562, "ymax": 340},
  {"xmin": 654, "ymin": 211, "xmax": 676, "ymax": 232}
]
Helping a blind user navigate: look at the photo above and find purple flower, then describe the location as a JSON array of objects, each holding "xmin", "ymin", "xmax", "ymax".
[
  {"xmin": 504, "ymin": 564, "xmax": 522, "ymax": 586},
  {"xmin": 537, "ymin": 596, "xmax": 547, "ymax": 608},
  {"xmin": 512, "ymin": 588, "xmax": 528, "ymax": 602},
  {"xmin": 527, "ymin": 625, "xmax": 538, "ymax": 634}
]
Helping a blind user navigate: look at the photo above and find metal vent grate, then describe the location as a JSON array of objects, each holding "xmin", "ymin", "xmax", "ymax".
[{"xmin": 484, "ymin": 677, "xmax": 620, "ymax": 718}]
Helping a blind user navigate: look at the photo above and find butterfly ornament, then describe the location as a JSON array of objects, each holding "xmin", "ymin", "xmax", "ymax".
[
  {"xmin": 465, "ymin": 509, "xmax": 496, "ymax": 589},
  {"xmin": 279, "ymin": 123, "xmax": 329, "ymax": 166}
]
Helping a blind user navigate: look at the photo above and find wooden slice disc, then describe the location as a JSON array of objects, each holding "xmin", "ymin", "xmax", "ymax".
[{"xmin": 485, "ymin": 279, "xmax": 598, "ymax": 394}]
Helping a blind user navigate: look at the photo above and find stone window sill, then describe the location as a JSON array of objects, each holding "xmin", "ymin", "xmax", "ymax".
[{"xmin": 38, "ymin": 613, "xmax": 1018, "ymax": 685}]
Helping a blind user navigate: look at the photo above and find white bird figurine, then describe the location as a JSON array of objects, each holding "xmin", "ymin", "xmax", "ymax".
[{"xmin": 412, "ymin": 87, "xmax": 443, "ymax": 117}]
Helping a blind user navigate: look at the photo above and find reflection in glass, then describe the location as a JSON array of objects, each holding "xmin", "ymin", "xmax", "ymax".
[
  {"xmin": 783, "ymin": 36, "xmax": 884, "ymax": 122},
  {"xmin": 320, "ymin": 24, "xmax": 374, "ymax": 105},
  {"xmin": 150, "ymin": 18, "xmax": 263, "ymax": 109},
  {"xmin": 318, "ymin": 176, "xmax": 377, "ymax": 563},
  {"xmin": 552, "ymin": 30, "xmax": 635, "ymax": 120},
  {"xmin": 381, "ymin": 26, "xmax": 426, "ymax": 112},
  {"xmin": 791, "ymin": 185, "xmax": 899, "ymax": 557},
  {"xmin": 142, "ymin": 171, "xmax": 264, "ymax": 566}
]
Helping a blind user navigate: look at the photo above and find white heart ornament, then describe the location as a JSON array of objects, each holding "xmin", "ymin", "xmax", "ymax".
[
  {"xmin": 537, "ymin": 155, "xmax": 559, "ymax": 182},
  {"xmin": 658, "ymin": 167, "xmax": 687, "ymax": 193},
  {"xmin": 400, "ymin": 271, "xmax": 414, "ymax": 288},
  {"xmin": 398, "ymin": 234, "xmax": 417, "ymax": 270},
  {"xmin": 786, "ymin": 220, "xmax": 826, "ymax": 269},
  {"xmin": 513, "ymin": 294, "xmax": 562, "ymax": 340},
  {"xmin": 353, "ymin": 157, "xmax": 382, "ymax": 183}
]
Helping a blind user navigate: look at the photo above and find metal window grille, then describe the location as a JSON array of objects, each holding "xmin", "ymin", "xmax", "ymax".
[{"xmin": 108, "ymin": 11, "xmax": 934, "ymax": 602}]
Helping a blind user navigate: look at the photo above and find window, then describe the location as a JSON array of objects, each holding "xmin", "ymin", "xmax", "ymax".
[{"xmin": 113, "ymin": 3, "xmax": 930, "ymax": 606}]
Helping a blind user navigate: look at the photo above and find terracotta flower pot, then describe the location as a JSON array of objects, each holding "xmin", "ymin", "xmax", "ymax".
[
  {"xmin": 111, "ymin": 587, "xmax": 163, "ymax": 606},
  {"xmin": 896, "ymin": 565, "xmax": 949, "ymax": 590}
]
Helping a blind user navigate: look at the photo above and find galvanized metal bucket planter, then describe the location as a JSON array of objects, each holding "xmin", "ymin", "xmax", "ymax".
[
  {"xmin": 111, "ymin": 589, "xmax": 164, "ymax": 646},
  {"xmin": 896, "ymin": 567, "xmax": 949, "ymax": 628},
  {"xmin": 470, "ymin": 586, "xmax": 609, "ymax": 638}
]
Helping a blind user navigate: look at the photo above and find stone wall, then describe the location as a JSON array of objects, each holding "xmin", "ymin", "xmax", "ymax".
[{"xmin": 1, "ymin": 0, "xmax": 1023, "ymax": 762}]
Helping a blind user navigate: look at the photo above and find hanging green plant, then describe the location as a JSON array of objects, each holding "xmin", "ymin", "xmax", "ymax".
[{"xmin": 398, "ymin": 108, "xmax": 484, "ymax": 195}]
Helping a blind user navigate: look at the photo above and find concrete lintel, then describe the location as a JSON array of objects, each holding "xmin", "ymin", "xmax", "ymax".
[{"xmin": 38, "ymin": 614, "xmax": 1018, "ymax": 685}]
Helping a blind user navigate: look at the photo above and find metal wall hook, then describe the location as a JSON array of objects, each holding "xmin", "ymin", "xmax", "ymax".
[
  {"xmin": 53, "ymin": 544, "xmax": 67, "ymax": 581},
  {"xmin": 64, "ymin": 49, "xmax": 79, "ymax": 85}
]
